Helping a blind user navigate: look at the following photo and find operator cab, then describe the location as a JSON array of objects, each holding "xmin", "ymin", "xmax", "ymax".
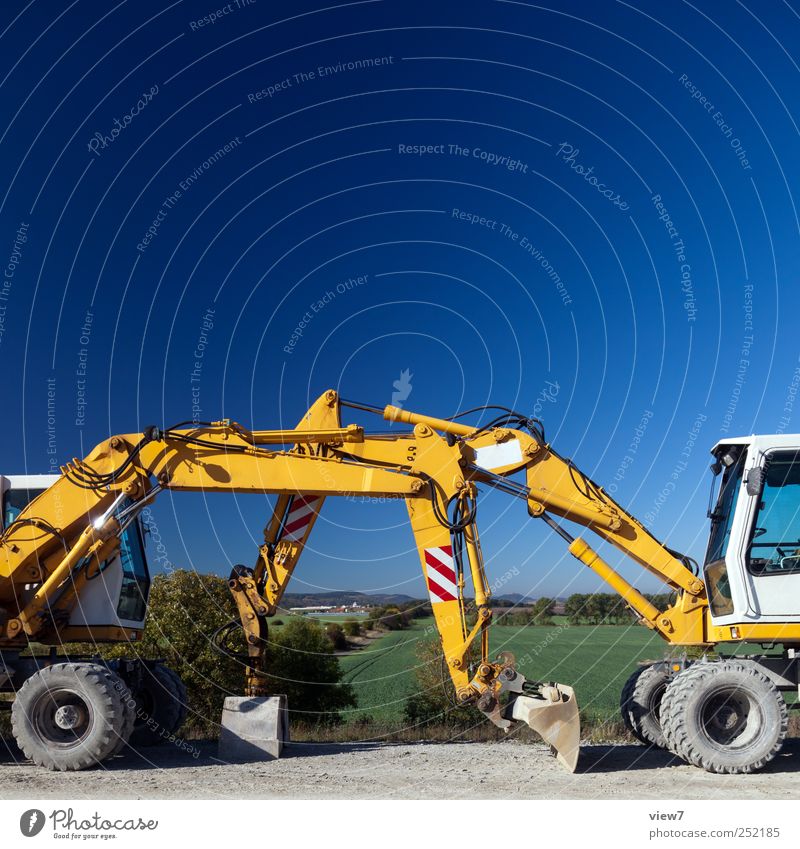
[
  {"xmin": 0, "ymin": 475, "xmax": 151, "ymax": 632},
  {"xmin": 704, "ymin": 435, "xmax": 800, "ymax": 624}
]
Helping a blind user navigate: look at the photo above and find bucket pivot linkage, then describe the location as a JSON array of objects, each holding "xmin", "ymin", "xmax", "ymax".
[{"xmin": 479, "ymin": 653, "xmax": 581, "ymax": 772}]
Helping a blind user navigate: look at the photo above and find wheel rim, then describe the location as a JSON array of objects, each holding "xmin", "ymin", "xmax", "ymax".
[
  {"xmin": 31, "ymin": 688, "xmax": 94, "ymax": 749},
  {"xmin": 700, "ymin": 685, "xmax": 763, "ymax": 750}
]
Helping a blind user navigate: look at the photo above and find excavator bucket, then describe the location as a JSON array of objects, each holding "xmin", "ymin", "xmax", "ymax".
[{"xmin": 509, "ymin": 684, "xmax": 580, "ymax": 772}]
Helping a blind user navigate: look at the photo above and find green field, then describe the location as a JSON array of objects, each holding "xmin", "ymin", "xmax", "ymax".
[
  {"xmin": 339, "ymin": 617, "xmax": 666, "ymax": 725},
  {"xmin": 271, "ymin": 613, "xmax": 367, "ymax": 627},
  {"xmin": 339, "ymin": 623, "xmax": 431, "ymax": 722}
]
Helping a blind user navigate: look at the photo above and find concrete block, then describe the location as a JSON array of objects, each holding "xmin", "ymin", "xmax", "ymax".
[{"xmin": 218, "ymin": 695, "xmax": 289, "ymax": 761}]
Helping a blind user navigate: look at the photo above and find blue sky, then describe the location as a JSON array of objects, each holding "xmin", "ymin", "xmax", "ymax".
[{"xmin": 1, "ymin": 0, "xmax": 799, "ymax": 599}]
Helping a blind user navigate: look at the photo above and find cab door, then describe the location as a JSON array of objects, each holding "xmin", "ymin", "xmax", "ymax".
[{"xmin": 743, "ymin": 447, "xmax": 800, "ymax": 620}]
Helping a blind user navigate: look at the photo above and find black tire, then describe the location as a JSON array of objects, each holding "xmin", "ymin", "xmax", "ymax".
[
  {"xmin": 105, "ymin": 668, "xmax": 136, "ymax": 756},
  {"xmin": 620, "ymin": 663, "xmax": 671, "ymax": 748},
  {"xmin": 620, "ymin": 666, "xmax": 645, "ymax": 742},
  {"xmin": 661, "ymin": 660, "xmax": 788, "ymax": 774},
  {"xmin": 157, "ymin": 665, "xmax": 188, "ymax": 732},
  {"xmin": 128, "ymin": 664, "xmax": 186, "ymax": 747},
  {"xmin": 11, "ymin": 663, "xmax": 131, "ymax": 771}
]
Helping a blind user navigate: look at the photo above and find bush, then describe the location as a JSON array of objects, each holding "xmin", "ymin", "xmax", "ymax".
[
  {"xmin": 324, "ymin": 622, "xmax": 348, "ymax": 650},
  {"xmin": 404, "ymin": 639, "xmax": 480, "ymax": 729},
  {"xmin": 409, "ymin": 602, "xmax": 433, "ymax": 619},
  {"xmin": 343, "ymin": 619, "xmax": 361, "ymax": 637},
  {"xmin": 373, "ymin": 605, "xmax": 411, "ymax": 630},
  {"xmin": 264, "ymin": 619, "xmax": 356, "ymax": 725},
  {"xmin": 99, "ymin": 570, "xmax": 356, "ymax": 735},
  {"xmin": 101, "ymin": 570, "xmax": 244, "ymax": 737}
]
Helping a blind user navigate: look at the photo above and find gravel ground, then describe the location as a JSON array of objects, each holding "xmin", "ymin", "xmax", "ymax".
[{"xmin": 2, "ymin": 739, "xmax": 799, "ymax": 799}]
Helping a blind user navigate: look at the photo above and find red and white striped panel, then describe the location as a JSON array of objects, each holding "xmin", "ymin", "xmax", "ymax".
[
  {"xmin": 281, "ymin": 495, "xmax": 321, "ymax": 542},
  {"xmin": 424, "ymin": 545, "xmax": 457, "ymax": 603}
]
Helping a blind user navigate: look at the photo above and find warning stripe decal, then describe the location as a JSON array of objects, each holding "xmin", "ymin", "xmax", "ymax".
[
  {"xmin": 282, "ymin": 495, "xmax": 321, "ymax": 542},
  {"xmin": 424, "ymin": 546, "xmax": 457, "ymax": 603}
]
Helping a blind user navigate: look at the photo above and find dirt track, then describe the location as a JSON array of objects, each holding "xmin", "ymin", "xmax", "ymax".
[{"xmin": 2, "ymin": 739, "xmax": 799, "ymax": 799}]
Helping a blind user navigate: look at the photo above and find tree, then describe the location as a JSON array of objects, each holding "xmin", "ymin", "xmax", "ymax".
[
  {"xmin": 608, "ymin": 595, "xmax": 629, "ymax": 624},
  {"xmin": 587, "ymin": 594, "xmax": 605, "ymax": 624},
  {"xmin": 558, "ymin": 592, "xmax": 656, "ymax": 625},
  {"xmin": 564, "ymin": 593, "xmax": 585, "ymax": 625},
  {"xmin": 406, "ymin": 601, "xmax": 433, "ymax": 620},
  {"xmin": 530, "ymin": 597, "xmax": 555, "ymax": 625},
  {"xmin": 263, "ymin": 618, "xmax": 356, "ymax": 725}
]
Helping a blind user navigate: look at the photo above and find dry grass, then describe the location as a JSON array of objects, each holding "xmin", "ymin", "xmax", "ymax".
[
  {"xmin": 284, "ymin": 715, "xmax": 641, "ymax": 745},
  {"xmin": 287, "ymin": 710, "xmax": 799, "ymax": 746}
]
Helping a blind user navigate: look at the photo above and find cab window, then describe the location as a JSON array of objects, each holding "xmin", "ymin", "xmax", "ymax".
[
  {"xmin": 705, "ymin": 450, "xmax": 746, "ymax": 564},
  {"xmin": 3, "ymin": 488, "xmax": 45, "ymax": 527},
  {"xmin": 748, "ymin": 449, "xmax": 800, "ymax": 575},
  {"xmin": 115, "ymin": 522, "xmax": 150, "ymax": 622}
]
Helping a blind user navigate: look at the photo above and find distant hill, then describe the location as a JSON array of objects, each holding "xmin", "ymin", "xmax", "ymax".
[
  {"xmin": 281, "ymin": 591, "xmax": 417, "ymax": 608},
  {"xmin": 496, "ymin": 593, "xmax": 529, "ymax": 604}
]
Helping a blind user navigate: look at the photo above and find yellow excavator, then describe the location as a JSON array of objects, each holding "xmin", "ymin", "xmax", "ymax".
[{"xmin": 0, "ymin": 390, "xmax": 797, "ymax": 774}]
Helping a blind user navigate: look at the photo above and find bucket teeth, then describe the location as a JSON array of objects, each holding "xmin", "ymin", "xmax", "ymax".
[{"xmin": 507, "ymin": 683, "xmax": 580, "ymax": 772}]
